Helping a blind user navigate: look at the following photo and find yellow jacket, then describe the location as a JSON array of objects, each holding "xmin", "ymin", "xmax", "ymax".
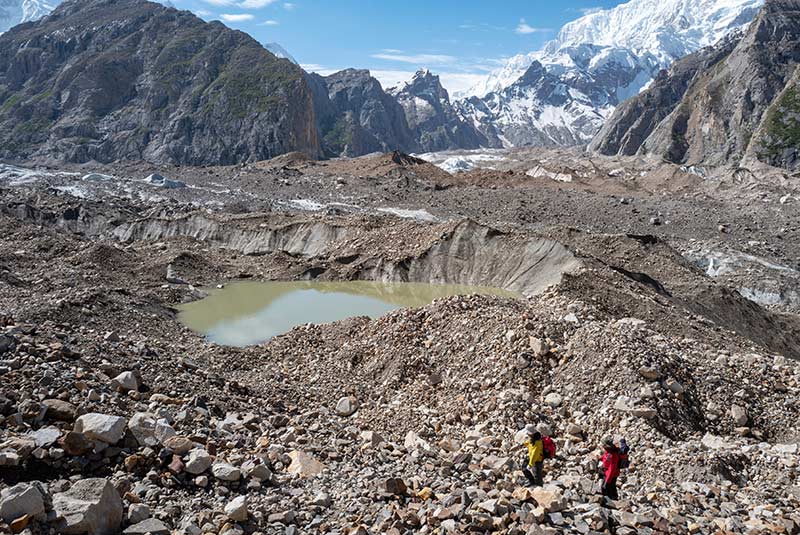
[{"xmin": 524, "ymin": 439, "xmax": 544, "ymax": 466}]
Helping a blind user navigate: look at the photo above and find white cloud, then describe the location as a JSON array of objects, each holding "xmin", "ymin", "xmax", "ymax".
[
  {"xmin": 300, "ymin": 64, "xmax": 334, "ymax": 74},
  {"xmin": 515, "ymin": 19, "xmax": 548, "ymax": 35},
  {"xmin": 283, "ymin": 2, "xmax": 296, "ymax": 9},
  {"xmin": 370, "ymin": 53, "xmax": 456, "ymax": 65},
  {"xmin": 220, "ymin": 13, "xmax": 254, "ymax": 21},
  {"xmin": 194, "ymin": 9, "xmax": 212, "ymax": 16},
  {"xmin": 239, "ymin": 0, "xmax": 276, "ymax": 8},
  {"xmin": 203, "ymin": 0, "xmax": 234, "ymax": 6},
  {"xmin": 259, "ymin": 19, "xmax": 279, "ymax": 25}
]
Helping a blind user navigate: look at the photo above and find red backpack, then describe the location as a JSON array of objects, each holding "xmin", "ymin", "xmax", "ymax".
[{"xmin": 542, "ymin": 436, "xmax": 556, "ymax": 459}]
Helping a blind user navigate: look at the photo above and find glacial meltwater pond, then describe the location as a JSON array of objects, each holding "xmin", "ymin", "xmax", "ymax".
[{"xmin": 178, "ymin": 280, "xmax": 518, "ymax": 346}]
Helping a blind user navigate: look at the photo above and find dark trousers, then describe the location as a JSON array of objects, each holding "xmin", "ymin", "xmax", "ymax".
[
  {"xmin": 523, "ymin": 462, "xmax": 543, "ymax": 486},
  {"xmin": 602, "ymin": 477, "xmax": 619, "ymax": 500}
]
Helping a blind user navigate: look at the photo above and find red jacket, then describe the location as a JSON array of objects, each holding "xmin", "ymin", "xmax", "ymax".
[{"xmin": 602, "ymin": 448, "xmax": 621, "ymax": 482}]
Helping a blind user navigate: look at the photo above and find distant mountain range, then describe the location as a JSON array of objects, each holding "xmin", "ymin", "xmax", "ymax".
[
  {"xmin": 1, "ymin": 0, "xmax": 797, "ymax": 171},
  {"xmin": 591, "ymin": 0, "xmax": 800, "ymax": 171}
]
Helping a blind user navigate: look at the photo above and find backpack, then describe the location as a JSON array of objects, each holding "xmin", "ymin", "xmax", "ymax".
[{"xmin": 542, "ymin": 436, "xmax": 556, "ymax": 459}]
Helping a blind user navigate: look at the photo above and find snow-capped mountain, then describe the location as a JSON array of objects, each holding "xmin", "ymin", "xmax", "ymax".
[
  {"xmin": 0, "ymin": 0, "xmax": 58, "ymax": 33},
  {"xmin": 264, "ymin": 42, "xmax": 298, "ymax": 64},
  {"xmin": 456, "ymin": 0, "xmax": 763, "ymax": 148}
]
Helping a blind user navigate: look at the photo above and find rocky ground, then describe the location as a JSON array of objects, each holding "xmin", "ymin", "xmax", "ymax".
[{"xmin": 1, "ymin": 149, "xmax": 799, "ymax": 535}]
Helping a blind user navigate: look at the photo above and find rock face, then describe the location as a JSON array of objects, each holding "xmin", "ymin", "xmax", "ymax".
[
  {"xmin": 388, "ymin": 70, "xmax": 487, "ymax": 152},
  {"xmin": 309, "ymin": 69, "xmax": 417, "ymax": 157},
  {"xmin": 52, "ymin": 478, "xmax": 123, "ymax": 535},
  {"xmin": 0, "ymin": 0, "xmax": 320, "ymax": 165},
  {"xmin": 591, "ymin": 0, "xmax": 800, "ymax": 171}
]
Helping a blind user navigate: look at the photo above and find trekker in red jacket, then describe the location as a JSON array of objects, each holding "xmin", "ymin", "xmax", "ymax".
[{"xmin": 600, "ymin": 437, "xmax": 621, "ymax": 500}]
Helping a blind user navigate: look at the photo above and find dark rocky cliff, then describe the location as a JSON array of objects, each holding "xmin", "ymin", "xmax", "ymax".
[{"xmin": 0, "ymin": 0, "xmax": 321, "ymax": 165}]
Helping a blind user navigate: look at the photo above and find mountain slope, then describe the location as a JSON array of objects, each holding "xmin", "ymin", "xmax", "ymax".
[
  {"xmin": 591, "ymin": 0, "xmax": 800, "ymax": 170},
  {"xmin": 309, "ymin": 69, "xmax": 417, "ymax": 157},
  {"xmin": 456, "ymin": 0, "xmax": 763, "ymax": 149},
  {"xmin": 389, "ymin": 69, "xmax": 487, "ymax": 152},
  {"xmin": 0, "ymin": 0, "xmax": 320, "ymax": 164}
]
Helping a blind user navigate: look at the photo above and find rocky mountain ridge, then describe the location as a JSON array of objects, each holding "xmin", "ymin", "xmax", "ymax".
[
  {"xmin": 590, "ymin": 0, "xmax": 800, "ymax": 171},
  {"xmin": 0, "ymin": 0, "xmax": 321, "ymax": 165}
]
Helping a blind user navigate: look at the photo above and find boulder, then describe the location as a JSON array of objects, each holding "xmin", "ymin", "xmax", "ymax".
[
  {"xmin": 530, "ymin": 487, "xmax": 568, "ymax": 513},
  {"xmin": 287, "ymin": 451, "xmax": 325, "ymax": 477},
  {"xmin": 27, "ymin": 426, "xmax": 61, "ymax": 448},
  {"xmin": 123, "ymin": 518, "xmax": 170, "ymax": 535},
  {"xmin": 730, "ymin": 405, "xmax": 748, "ymax": 426},
  {"xmin": 52, "ymin": 478, "xmax": 123, "ymax": 535},
  {"xmin": 127, "ymin": 503, "xmax": 150, "ymax": 524},
  {"xmin": 212, "ymin": 462, "xmax": 241, "ymax": 482},
  {"xmin": 62, "ymin": 432, "xmax": 93, "ymax": 456},
  {"xmin": 224, "ymin": 496, "xmax": 248, "ymax": 522},
  {"xmin": 112, "ymin": 371, "xmax": 138, "ymax": 392},
  {"xmin": 43, "ymin": 399, "xmax": 77, "ymax": 422},
  {"xmin": 0, "ymin": 483, "xmax": 45, "ymax": 522},
  {"xmin": 163, "ymin": 436, "xmax": 193, "ymax": 455},
  {"xmin": 184, "ymin": 449, "xmax": 213, "ymax": 475},
  {"xmin": 74, "ymin": 414, "xmax": 127, "ymax": 444},
  {"xmin": 335, "ymin": 396, "xmax": 359, "ymax": 417},
  {"xmin": 544, "ymin": 393, "xmax": 563, "ymax": 408},
  {"xmin": 529, "ymin": 337, "xmax": 549, "ymax": 357},
  {"xmin": 127, "ymin": 413, "xmax": 158, "ymax": 447}
]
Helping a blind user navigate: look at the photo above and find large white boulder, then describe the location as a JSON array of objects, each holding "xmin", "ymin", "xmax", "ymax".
[
  {"xmin": 52, "ymin": 478, "xmax": 123, "ymax": 535},
  {"xmin": 74, "ymin": 414, "xmax": 127, "ymax": 444}
]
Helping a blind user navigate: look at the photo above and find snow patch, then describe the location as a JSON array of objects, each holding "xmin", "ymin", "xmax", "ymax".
[{"xmin": 377, "ymin": 208, "xmax": 438, "ymax": 222}]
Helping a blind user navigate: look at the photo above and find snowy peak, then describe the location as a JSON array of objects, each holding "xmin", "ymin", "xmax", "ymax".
[
  {"xmin": 551, "ymin": 0, "xmax": 764, "ymax": 62},
  {"xmin": 0, "ymin": 0, "xmax": 58, "ymax": 33},
  {"xmin": 465, "ymin": 0, "xmax": 763, "ymax": 99}
]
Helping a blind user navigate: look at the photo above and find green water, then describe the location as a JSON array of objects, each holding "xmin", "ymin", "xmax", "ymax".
[{"xmin": 178, "ymin": 280, "xmax": 517, "ymax": 346}]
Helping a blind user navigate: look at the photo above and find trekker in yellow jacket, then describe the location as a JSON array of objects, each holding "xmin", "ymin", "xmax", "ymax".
[{"xmin": 523, "ymin": 429, "xmax": 544, "ymax": 486}]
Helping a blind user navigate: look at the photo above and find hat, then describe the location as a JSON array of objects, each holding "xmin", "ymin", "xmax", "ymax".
[
  {"xmin": 525, "ymin": 424, "xmax": 537, "ymax": 436},
  {"xmin": 603, "ymin": 437, "xmax": 615, "ymax": 448}
]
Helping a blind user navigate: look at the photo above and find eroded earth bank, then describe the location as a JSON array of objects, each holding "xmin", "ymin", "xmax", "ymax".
[{"xmin": 1, "ymin": 150, "xmax": 800, "ymax": 535}]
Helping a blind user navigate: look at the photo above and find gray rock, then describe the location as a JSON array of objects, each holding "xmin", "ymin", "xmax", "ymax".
[
  {"xmin": 212, "ymin": 462, "xmax": 241, "ymax": 481},
  {"xmin": 27, "ymin": 426, "xmax": 61, "ymax": 447},
  {"xmin": 0, "ymin": 483, "xmax": 45, "ymax": 522},
  {"xmin": 52, "ymin": 478, "xmax": 123, "ymax": 535},
  {"xmin": 123, "ymin": 518, "xmax": 170, "ymax": 535},
  {"xmin": 112, "ymin": 371, "xmax": 138, "ymax": 391},
  {"xmin": 127, "ymin": 503, "xmax": 150, "ymax": 524},
  {"xmin": 224, "ymin": 495, "xmax": 248, "ymax": 522},
  {"xmin": 74, "ymin": 413, "xmax": 127, "ymax": 444},
  {"xmin": 43, "ymin": 399, "xmax": 77, "ymax": 422},
  {"xmin": 335, "ymin": 396, "xmax": 359, "ymax": 417},
  {"xmin": 184, "ymin": 449, "xmax": 213, "ymax": 475},
  {"xmin": 730, "ymin": 405, "xmax": 748, "ymax": 426},
  {"xmin": 128, "ymin": 412, "xmax": 158, "ymax": 447},
  {"xmin": 544, "ymin": 393, "xmax": 563, "ymax": 408}
]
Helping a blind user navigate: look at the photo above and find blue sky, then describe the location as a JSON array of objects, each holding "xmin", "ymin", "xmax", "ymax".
[{"xmin": 169, "ymin": 0, "xmax": 624, "ymax": 93}]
